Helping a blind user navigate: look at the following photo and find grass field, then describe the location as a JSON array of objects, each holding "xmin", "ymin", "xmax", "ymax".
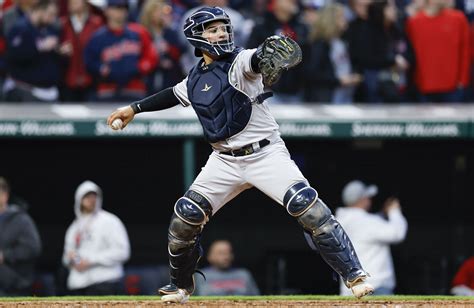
[{"xmin": 0, "ymin": 295, "xmax": 473, "ymax": 307}]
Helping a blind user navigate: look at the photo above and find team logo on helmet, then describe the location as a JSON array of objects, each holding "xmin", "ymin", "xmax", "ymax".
[{"xmin": 183, "ymin": 6, "xmax": 235, "ymax": 57}]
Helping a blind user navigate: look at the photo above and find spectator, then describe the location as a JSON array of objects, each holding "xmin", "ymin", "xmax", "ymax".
[
  {"xmin": 238, "ymin": 0, "xmax": 268, "ymax": 20},
  {"xmin": 347, "ymin": 0, "xmax": 372, "ymax": 22},
  {"xmin": 59, "ymin": 0, "xmax": 104, "ymax": 102},
  {"xmin": 84, "ymin": 0, "xmax": 158, "ymax": 102},
  {"xmin": 246, "ymin": 0, "xmax": 307, "ymax": 103},
  {"xmin": 451, "ymin": 256, "xmax": 474, "ymax": 296},
  {"xmin": 301, "ymin": 0, "xmax": 323, "ymax": 27},
  {"xmin": 195, "ymin": 240, "xmax": 260, "ymax": 296},
  {"xmin": 0, "ymin": 177, "xmax": 42, "ymax": 296},
  {"xmin": 346, "ymin": 0, "xmax": 412, "ymax": 103},
  {"xmin": 303, "ymin": 3, "xmax": 362, "ymax": 103},
  {"xmin": 0, "ymin": 0, "xmax": 39, "ymax": 96},
  {"xmin": 62, "ymin": 180, "xmax": 130, "ymax": 295},
  {"xmin": 4, "ymin": 0, "xmax": 61, "ymax": 102},
  {"xmin": 139, "ymin": 0, "xmax": 185, "ymax": 93},
  {"xmin": 406, "ymin": 0, "xmax": 470, "ymax": 102},
  {"xmin": 1, "ymin": 0, "xmax": 38, "ymax": 37},
  {"xmin": 335, "ymin": 180, "xmax": 408, "ymax": 295}
]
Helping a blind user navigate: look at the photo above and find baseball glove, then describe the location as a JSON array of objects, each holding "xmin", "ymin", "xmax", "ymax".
[{"xmin": 256, "ymin": 35, "xmax": 302, "ymax": 86}]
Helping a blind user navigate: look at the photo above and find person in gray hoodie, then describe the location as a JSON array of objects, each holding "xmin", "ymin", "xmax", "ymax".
[
  {"xmin": 0, "ymin": 177, "xmax": 42, "ymax": 296},
  {"xmin": 62, "ymin": 180, "xmax": 130, "ymax": 295}
]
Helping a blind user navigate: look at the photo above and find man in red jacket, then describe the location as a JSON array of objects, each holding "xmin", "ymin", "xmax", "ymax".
[
  {"xmin": 59, "ymin": 0, "xmax": 103, "ymax": 101},
  {"xmin": 406, "ymin": 0, "xmax": 470, "ymax": 102}
]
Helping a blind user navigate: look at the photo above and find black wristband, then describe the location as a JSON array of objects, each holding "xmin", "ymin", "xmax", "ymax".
[{"xmin": 130, "ymin": 102, "xmax": 141, "ymax": 114}]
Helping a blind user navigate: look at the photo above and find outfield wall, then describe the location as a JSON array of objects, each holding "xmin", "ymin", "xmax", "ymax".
[{"xmin": 1, "ymin": 104, "xmax": 473, "ymax": 138}]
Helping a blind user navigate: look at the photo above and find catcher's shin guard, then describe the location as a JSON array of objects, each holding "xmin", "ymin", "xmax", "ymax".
[
  {"xmin": 285, "ymin": 183, "xmax": 368, "ymax": 285},
  {"xmin": 159, "ymin": 190, "xmax": 212, "ymax": 295},
  {"xmin": 162, "ymin": 233, "xmax": 203, "ymax": 295}
]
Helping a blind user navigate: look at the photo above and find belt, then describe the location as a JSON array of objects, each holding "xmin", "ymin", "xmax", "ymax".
[
  {"xmin": 220, "ymin": 139, "xmax": 270, "ymax": 157},
  {"xmin": 253, "ymin": 92, "xmax": 273, "ymax": 104}
]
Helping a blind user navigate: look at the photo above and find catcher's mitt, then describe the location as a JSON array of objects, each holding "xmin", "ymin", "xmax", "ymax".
[{"xmin": 256, "ymin": 35, "xmax": 302, "ymax": 86}]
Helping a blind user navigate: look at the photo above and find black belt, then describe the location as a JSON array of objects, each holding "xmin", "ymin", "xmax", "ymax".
[
  {"xmin": 254, "ymin": 92, "xmax": 273, "ymax": 104},
  {"xmin": 221, "ymin": 139, "xmax": 270, "ymax": 157}
]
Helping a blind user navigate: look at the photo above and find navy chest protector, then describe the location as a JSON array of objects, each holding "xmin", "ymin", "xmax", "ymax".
[{"xmin": 187, "ymin": 50, "xmax": 254, "ymax": 143}]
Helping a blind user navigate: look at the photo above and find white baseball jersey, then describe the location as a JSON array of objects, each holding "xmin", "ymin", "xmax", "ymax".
[{"xmin": 173, "ymin": 48, "xmax": 308, "ymax": 213}]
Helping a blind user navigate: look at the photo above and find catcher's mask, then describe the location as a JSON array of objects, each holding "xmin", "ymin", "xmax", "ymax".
[{"xmin": 184, "ymin": 6, "xmax": 235, "ymax": 57}]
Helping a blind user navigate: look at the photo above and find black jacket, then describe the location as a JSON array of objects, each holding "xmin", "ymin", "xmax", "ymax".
[
  {"xmin": 302, "ymin": 40, "xmax": 341, "ymax": 102},
  {"xmin": 344, "ymin": 18, "xmax": 415, "ymax": 102},
  {"xmin": 345, "ymin": 18, "xmax": 396, "ymax": 72},
  {"xmin": 246, "ymin": 13, "xmax": 308, "ymax": 95},
  {"xmin": 0, "ymin": 205, "xmax": 42, "ymax": 294},
  {"xmin": 345, "ymin": 17, "xmax": 414, "ymax": 72}
]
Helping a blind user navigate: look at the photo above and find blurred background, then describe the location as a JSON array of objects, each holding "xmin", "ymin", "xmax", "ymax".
[{"xmin": 0, "ymin": 0, "xmax": 473, "ymax": 298}]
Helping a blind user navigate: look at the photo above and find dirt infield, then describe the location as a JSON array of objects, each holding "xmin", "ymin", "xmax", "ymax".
[{"xmin": 1, "ymin": 300, "xmax": 473, "ymax": 308}]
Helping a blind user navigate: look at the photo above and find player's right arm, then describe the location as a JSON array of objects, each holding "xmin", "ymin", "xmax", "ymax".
[{"xmin": 107, "ymin": 77, "xmax": 190, "ymax": 129}]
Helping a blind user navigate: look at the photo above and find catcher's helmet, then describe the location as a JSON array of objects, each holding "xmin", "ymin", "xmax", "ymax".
[{"xmin": 184, "ymin": 6, "xmax": 234, "ymax": 57}]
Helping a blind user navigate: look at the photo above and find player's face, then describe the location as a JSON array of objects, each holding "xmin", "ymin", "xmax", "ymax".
[
  {"xmin": 202, "ymin": 21, "xmax": 229, "ymax": 44},
  {"xmin": 81, "ymin": 192, "xmax": 97, "ymax": 214}
]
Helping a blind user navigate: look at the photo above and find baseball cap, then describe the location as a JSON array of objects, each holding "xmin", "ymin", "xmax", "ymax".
[{"xmin": 342, "ymin": 180, "xmax": 378, "ymax": 206}]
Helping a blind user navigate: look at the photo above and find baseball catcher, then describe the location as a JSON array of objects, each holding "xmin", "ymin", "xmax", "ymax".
[{"xmin": 107, "ymin": 6, "xmax": 374, "ymax": 303}]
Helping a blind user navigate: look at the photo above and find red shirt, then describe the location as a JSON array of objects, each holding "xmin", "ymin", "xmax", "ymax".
[
  {"xmin": 406, "ymin": 9, "xmax": 471, "ymax": 93},
  {"xmin": 60, "ymin": 14, "xmax": 104, "ymax": 89},
  {"xmin": 452, "ymin": 257, "xmax": 474, "ymax": 289}
]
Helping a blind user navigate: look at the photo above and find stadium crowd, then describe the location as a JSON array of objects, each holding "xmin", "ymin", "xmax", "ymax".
[{"xmin": 0, "ymin": 0, "xmax": 472, "ymax": 104}]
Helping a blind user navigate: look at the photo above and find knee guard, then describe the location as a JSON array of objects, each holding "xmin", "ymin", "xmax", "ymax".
[
  {"xmin": 295, "ymin": 196, "xmax": 367, "ymax": 285},
  {"xmin": 164, "ymin": 190, "xmax": 212, "ymax": 294},
  {"xmin": 283, "ymin": 182, "xmax": 318, "ymax": 217},
  {"xmin": 169, "ymin": 190, "xmax": 212, "ymax": 251}
]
